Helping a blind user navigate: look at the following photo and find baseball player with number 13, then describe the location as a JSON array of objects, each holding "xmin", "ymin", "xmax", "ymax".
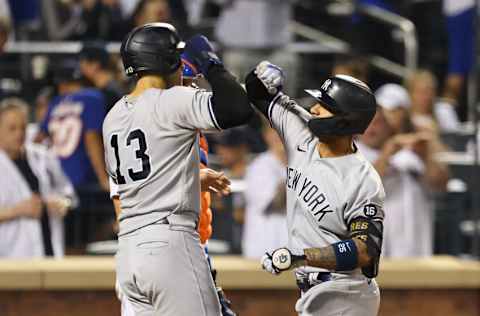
[
  {"xmin": 104, "ymin": 23, "xmax": 253, "ymax": 315},
  {"xmin": 245, "ymin": 61, "xmax": 385, "ymax": 316}
]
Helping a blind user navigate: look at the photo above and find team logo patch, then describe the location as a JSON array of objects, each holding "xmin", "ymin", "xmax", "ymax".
[{"xmin": 363, "ymin": 204, "xmax": 377, "ymax": 217}]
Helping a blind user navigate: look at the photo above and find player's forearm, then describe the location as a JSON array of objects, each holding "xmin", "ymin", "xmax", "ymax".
[
  {"xmin": 303, "ymin": 239, "xmax": 372, "ymax": 270},
  {"xmin": 206, "ymin": 65, "xmax": 253, "ymax": 129},
  {"xmin": 0, "ymin": 206, "xmax": 20, "ymax": 222},
  {"xmin": 84, "ymin": 131, "xmax": 109, "ymax": 189},
  {"xmin": 245, "ymin": 70, "xmax": 274, "ymax": 117}
]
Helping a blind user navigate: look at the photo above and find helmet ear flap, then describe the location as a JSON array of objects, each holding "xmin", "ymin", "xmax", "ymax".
[
  {"xmin": 335, "ymin": 118, "xmax": 349, "ymax": 130},
  {"xmin": 308, "ymin": 115, "xmax": 361, "ymax": 137}
]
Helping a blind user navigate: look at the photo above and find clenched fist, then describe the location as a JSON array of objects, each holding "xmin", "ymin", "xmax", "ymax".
[
  {"xmin": 261, "ymin": 247, "xmax": 306, "ymax": 275},
  {"xmin": 254, "ymin": 61, "xmax": 285, "ymax": 95}
]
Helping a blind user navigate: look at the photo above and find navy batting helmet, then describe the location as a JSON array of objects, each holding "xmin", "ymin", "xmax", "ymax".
[
  {"xmin": 305, "ymin": 75, "xmax": 377, "ymax": 136},
  {"xmin": 120, "ymin": 23, "xmax": 185, "ymax": 77}
]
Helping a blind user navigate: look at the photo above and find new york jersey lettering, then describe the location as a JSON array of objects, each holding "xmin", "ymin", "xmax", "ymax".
[{"xmin": 286, "ymin": 167, "xmax": 334, "ymax": 223}]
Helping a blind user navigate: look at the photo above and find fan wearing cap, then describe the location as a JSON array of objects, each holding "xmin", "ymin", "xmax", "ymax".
[
  {"xmin": 35, "ymin": 59, "xmax": 109, "ymax": 192},
  {"xmin": 358, "ymin": 84, "xmax": 449, "ymax": 258},
  {"xmin": 375, "ymin": 83, "xmax": 413, "ymax": 134},
  {"xmin": 245, "ymin": 61, "xmax": 385, "ymax": 316}
]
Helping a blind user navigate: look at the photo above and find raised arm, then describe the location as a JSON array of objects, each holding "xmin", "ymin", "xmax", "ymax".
[
  {"xmin": 244, "ymin": 62, "xmax": 283, "ymax": 116},
  {"xmin": 182, "ymin": 35, "xmax": 253, "ymax": 129}
]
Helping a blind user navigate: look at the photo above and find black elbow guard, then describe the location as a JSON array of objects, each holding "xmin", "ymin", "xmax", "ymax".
[
  {"xmin": 245, "ymin": 70, "xmax": 276, "ymax": 116},
  {"xmin": 207, "ymin": 65, "xmax": 253, "ymax": 128},
  {"xmin": 349, "ymin": 217, "xmax": 383, "ymax": 278}
]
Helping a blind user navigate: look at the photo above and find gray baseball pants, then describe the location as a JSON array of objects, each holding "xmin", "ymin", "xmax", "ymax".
[
  {"xmin": 296, "ymin": 275, "xmax": 380, "ymax": 316},
  {"xmin": 116, "ymin": 222, "xmax": 221, "ymax": 316}
]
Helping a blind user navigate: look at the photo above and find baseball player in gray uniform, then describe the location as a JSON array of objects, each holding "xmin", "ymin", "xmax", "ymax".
[
  {"xmin": 103, "ymin": 23, "xmax": 253, "ymax": 316},
  {"xmin": 245, "ymin": 61, "xmax": 385, "ymax": 316}
]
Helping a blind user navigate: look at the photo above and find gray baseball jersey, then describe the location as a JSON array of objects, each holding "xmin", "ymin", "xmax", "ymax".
[
  {"xmin": 267, "ymin": 95, "xmax": 385, "ymax": 275},
  {"xmin": 103, "ymin": 86, "xmax": 220, "ymax": 235}
]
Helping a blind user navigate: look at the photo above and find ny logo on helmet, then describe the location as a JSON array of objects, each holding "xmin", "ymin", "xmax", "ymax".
[{"xmin": 321, "ymin": 79, "xmax": 332, "ymax": 91}]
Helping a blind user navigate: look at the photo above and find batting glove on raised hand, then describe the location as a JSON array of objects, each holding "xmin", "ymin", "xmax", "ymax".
[
  {"xmin": 183, "ymin": 35, "xmax": 222, "ymax": 75},
  {"xmin": 261, "ymin": 248, "xmax": 306, "ymax": 275},
  {"xmin": 254, "ymin": 61, "xmax": 285, "ymax": 95}
]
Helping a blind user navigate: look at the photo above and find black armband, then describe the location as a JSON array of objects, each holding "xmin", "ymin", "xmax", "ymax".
[
  {"xmin": 244, "ymin": 69, "xmax": 276, "ymax": 117},
  {"xmin": 349, "ymin": 217, "xmax": 383, "ymax": 278},
  {"xmin": 206, "ymin": 64, "xmax": 253, "ymax": 129}
]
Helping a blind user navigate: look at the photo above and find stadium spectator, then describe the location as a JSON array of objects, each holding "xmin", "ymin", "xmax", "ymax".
[
  {"xmin": 243, "ymin": 121, "xmax": 287, "ymax": 259},
  {"xmin": 0, "ymin": 0, "xmax": 11, "ymax": 52},
  {"xmin": 215, "ymin": 128, "xmax": 250, "ymax": 180},
  {"xmin": 214, "ymin": 0, "xmax": 298, "ymax": 95},
  {"xmin": 7, "ymin": 0, "xmax": 39, "ymax": 36},
  {"xmin": 38, "ymin": 0, "xmax": 126, "ymax": 41},
  {"xmin": 442, "ymin": 0, "xmax": 476, "ymax": 105},
  {"xmin": 26, "ymin": 87, "xmax": 54, "ymax": 144},
  {"xmin": 213, "ymin": 127, "xmax": 251, "ymax": 253},
  {"xmin": 0, "ymin": 98, "xmax": 76, "ymax": 258},
  {"xmin": 375, "ymin": 83, "xmax": 413, "ymax": 134},
  {"xmin": 130, "ymin": 0, "xmax": 171, "ymax": 28},
  {"xmin": 357, "ymin": 107, "xmax": 449, "ymax": 257},
  {"xmin": 40, "ymin": 0, "xmax": 86, "ymax": 40},
  {"xmin": 35, "ymin": 60, "xmax": 108, "ymax": 191},
  {"xmin": 408, "ymin": 70, "xmax": 460, "ymax": 133},
  {"xmin": 80, "ymin": 0, "xmax": 125, "ymax": 41},
  {"xmin": 79, "ymin": 42, "xmax": 124, "ymax": 112}
]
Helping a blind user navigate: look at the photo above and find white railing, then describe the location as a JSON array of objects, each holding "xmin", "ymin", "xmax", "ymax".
[
  {"xmin": 358, "ymin": 4, "xmax": 418, "ymax": 77},
  {"xmin": 290, "ymin": 4, "xmax": 418, "ymax": 79}
]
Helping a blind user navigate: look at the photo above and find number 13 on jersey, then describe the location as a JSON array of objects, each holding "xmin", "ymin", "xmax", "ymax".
[{"xmin": 110, "ymin": 129, "xmax": 151, "ymax": 184}]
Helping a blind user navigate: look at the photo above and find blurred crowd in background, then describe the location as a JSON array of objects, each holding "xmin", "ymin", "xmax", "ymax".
[{"xmin": 0, "ymin": 0, "xmax": 478, "ymax": 260}]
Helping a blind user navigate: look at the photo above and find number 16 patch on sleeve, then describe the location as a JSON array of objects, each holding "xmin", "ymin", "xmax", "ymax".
[{"xmin": 363, "ymin": 204, "xmax": 378, "ymax": 218}]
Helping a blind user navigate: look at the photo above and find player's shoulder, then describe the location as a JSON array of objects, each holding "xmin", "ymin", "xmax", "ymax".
[
  {"xmin": 345, "ymin": 150, "xmax": 385, "ymax": 199},
  {"xmin": 102, "ymin": 97, "xmax": 126, "ymax": 131},
  {"xmin": 143, "ymin": 86, "xmax": 206, "ymax": 106},
  {"xmin": 162, "ymin": 85, "xmax": 199, "ymax": 98}
]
